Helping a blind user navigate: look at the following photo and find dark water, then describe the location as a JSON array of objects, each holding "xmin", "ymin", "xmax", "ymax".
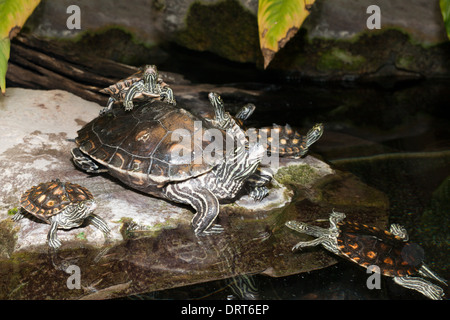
[{"xmin": 122, "ymin": 72, "xmax": 449, "ymax": 300}]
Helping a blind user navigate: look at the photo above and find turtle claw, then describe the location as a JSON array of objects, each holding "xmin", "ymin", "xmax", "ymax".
[{"xmin": 124, "ymin": 100, "xmax": 134, "ymax": 111}]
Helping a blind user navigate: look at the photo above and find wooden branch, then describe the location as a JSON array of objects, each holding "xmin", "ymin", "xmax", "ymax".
[{"xmin": 6, "ymin": 35, "xmax": 140, "ymax": 106}]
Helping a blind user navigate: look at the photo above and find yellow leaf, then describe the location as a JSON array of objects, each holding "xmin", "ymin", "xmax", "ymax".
[
  {"xmin": 258, "ymin": 0, "xmax": 316, "ymax": 69},
  {"xmin": 0, "ymin": 0, "xmax": 41, "ymax": 94}
]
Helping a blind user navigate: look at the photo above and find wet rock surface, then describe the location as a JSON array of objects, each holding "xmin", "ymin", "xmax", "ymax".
[{"xmin": 0, "ymin": 88, "xmax": 390, "ymax": 299}]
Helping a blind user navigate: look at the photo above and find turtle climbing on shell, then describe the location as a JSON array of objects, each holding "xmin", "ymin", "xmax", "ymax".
[
  {"xmin": 206, "ymin": 96, "xmax": 324, "ymax": 201},
  {"xmin": 285, "ymin": 211, "xmax": 447, "ymax": 300},
  {"xmin": 71, "ymin": 92, "xmax": 265, "ymax": 236},
  {"xmin": 99, "ymin": 64, "xmax": 176, "ymax": 115},
  {"xmin": 12, "ymin": 179, "xmax": 110, "ymax": 249}
]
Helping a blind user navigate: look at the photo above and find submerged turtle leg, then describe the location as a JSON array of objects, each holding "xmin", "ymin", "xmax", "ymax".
[
  {"xmin": 389, "ymin": 223, "xmax": 409, "ymax": 241},
  {"xmin": 165, "ymin": 184, "xmax": 223, "ymax": 235},
  {"xmin": 71, "ymin": 148, "xmax": 108, "ymax": 174},
  {"xmin": 291, "ymin": 237, "xmax": 329, "ymax": 251},
  {"xmin": 418, "ymin": 263, "xmax": 448, "ymax": 286},
  {"xmin": 393, "ymin": 275, "xmax": 444, "ymax": 300},
  {"xmin": 47, "ymin": 217, "xmax": 62, "ymax": 249}
]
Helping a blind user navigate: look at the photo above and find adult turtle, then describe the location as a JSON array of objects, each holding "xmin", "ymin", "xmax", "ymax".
[
  {"xmin": 99, "ymin": 64, "xmax": 176, "ymax": 114},
  {"xmin": 12, "ymin": 179, "xmax": 110, "ymax": 249},
  {"xmin": 72, "ymin": 93, "xmax": 264, "ymax": 235},
  {"xmin": 285, "ymin": 211, "xmax": 447, "ymax": 300}
]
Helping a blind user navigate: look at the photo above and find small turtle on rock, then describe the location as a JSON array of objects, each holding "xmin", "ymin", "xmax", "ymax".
[
  {"xmin": 100, "ymin": 64, "xmax": 176, "ymax": 114},
  {"xmin": 12, "ymin": 179, "xmax": 110, "ymax": 249},
  {"xmin": 286, "ymin": 211, "xmax": 447, "ymax": 300}
]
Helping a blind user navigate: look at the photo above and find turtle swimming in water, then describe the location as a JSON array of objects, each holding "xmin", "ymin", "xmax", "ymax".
[
  {"xmin": 285, "ymin": 211, "xmax": 447, "ymax": 300},
  {"xmin": 99, "ymin": 64, "xmax": 176, "ymax": 114},
  {"xmin": 12, "ymin": 179, "xmax": 110, "ymax": 249}
]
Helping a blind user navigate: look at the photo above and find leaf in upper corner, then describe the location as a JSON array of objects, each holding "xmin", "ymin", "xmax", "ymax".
[
  {"xmin": 440, "ymin": 0, "xmax": 450, "ymax": 40},
  {"xmin": 258, "ymin": 0, "xmax": 316, "ymax": 69},
  {"xmin": 0, "ymin": 0, "xmax": 41, "ymax": 94}
]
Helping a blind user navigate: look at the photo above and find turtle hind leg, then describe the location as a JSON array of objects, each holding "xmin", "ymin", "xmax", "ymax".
[
  {"xmin": 165, "ymin": 184, "xmax": 223, "ymax": 236},
  {"xmin": 12, "ymin": 208, "xmax": 26, "ymax": 221},
  {"xmin": 418, "ymin": 263, "xmax": 447, "ymax": 286},
  {"xmin": 99, "ymin": 97, "xmax": 116, "ymax": 116},
  {"xmin": 393, "ymin": 275, "xmax": 444, "ymax": 300}
]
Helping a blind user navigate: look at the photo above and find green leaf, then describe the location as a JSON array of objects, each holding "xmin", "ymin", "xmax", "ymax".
[
  {"xmin": 0, "ymin": 0, "xmax": 41, "ymax": 94},
  {"xmin": 0, "ymin": 38, "xmax": 10, "ymax": 95},
  {"xmin": 440, "ymin": 0, "xmax": 450, "ymax": 40},
  {"xmin": 258, "ymin": 0, "xmax": 315, "ymax": 68}
]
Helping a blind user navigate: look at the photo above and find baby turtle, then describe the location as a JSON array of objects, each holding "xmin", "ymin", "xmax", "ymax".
[
  {"xmin": 100, "ymin": 64, "xmax": 176, "ymax": 114},
  {"xmin": 12, "ymin": 179, "xmax": 110, "ymax": 249},
  {"xmin": 285, "ymin": 211, "xmax": 447, "ymax": 300}
]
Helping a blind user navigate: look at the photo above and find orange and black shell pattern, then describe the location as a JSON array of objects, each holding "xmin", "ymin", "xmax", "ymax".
[
  {"xmin": 247, "ymin": 124, "xmax": 313, "ymax": 158},
  {"xmin": 20, "ymin": 179, "xmax": 94, "ymax": 222},
  {"xmin": 336, "ymin": 220, "xmax": 425, "ymax": 278}
]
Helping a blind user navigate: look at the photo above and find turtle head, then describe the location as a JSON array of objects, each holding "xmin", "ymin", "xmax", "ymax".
[{"xmin": 306, "ymin": 123, "xmax": 324, "ymax": 148}]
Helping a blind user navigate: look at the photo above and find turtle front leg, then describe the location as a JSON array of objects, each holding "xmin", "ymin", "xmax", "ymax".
[
  {"xmin": 165, "ymin": 184, "xmax": 223, "ymax": 236},
  {"xmin": 48, "ymin": 217, "xmax": 62, "ymax": 249},
  {"xmin": 285, "ymin": 220, "xmax": 331, "ymax": 250},
  {"xmin": 160, "ymin": 87, "xmax": 177, "ymax": 106},
  {"xmin": 87, "ymin": 214, "xmax": 111, "ymax": 235},
  {"xmin": 123, "ymin": 82, "xmax": 144, "ymax": 111},
  {"xmin": 393, "ymin": 275, "xmax": 444, "ymax": 300}
]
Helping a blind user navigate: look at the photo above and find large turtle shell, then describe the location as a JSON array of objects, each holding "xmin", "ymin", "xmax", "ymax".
[
  {"xmin": 20, "ymin": 180, "xmax": 94, "ymax": 222},
  {"xmin": 76, "ymin": 100, "xmax": 227, "ymax": 195},
  {"xmin": 336, "ymin": 221, "xmax": 424, "ymax": 277}
]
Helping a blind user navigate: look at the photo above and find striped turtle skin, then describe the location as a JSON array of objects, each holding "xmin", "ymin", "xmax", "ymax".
[
  {"xmin": 285, "ymin": 211, "xmax": 447, "ymax": 300},
  {"xmin": 100, "ymin": 65, "xmax": 176, "ymax": 114},
  {"xmin": 13, "ymin": 179, "xmax": 110, "ymax": 249},
  {"xmin": 72, "ymin": 93, "xmax": 264, "ymax": 236}
]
